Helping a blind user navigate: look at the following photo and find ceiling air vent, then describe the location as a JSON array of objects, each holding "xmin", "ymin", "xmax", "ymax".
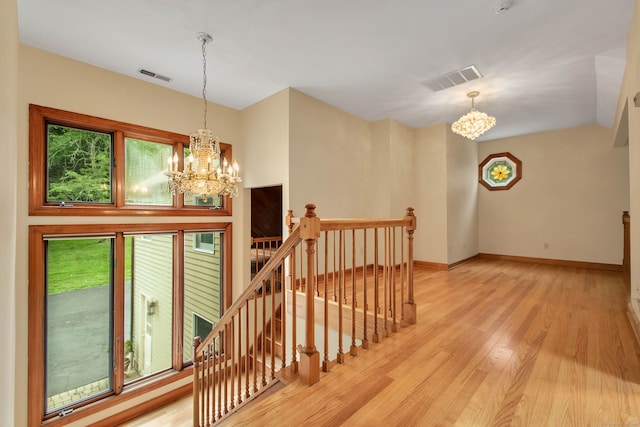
[
  {"xmin": 422, "ymin": 65, "xmax": 483, "ymax": 92},
  {"xmin": 138, "ymin": 68, "xmax": 172, "ymax": 82}
]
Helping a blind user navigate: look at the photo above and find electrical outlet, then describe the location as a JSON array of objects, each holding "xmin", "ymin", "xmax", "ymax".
[{"xmin": 544, "ymin": 242, "xmax": 549, "ymax": 250}]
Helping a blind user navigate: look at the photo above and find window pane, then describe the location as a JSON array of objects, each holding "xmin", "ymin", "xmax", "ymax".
[
  {"xmin": 125, "ymin": 138, "xmax": 173, "ymax": 205},
  {"xmin": 46, "ymin": 124, "xmax": 112, "ymax": 203},
  {"xmin": 123, "ymin": 237, "xmax": 135, "ymax": 381},
  {"xmin": 193, "ymin": 314, "xmax": 214, "ymax": 340},
  {"xmin": 46, "ymin": 238, "xmax": 112, "ymax": 412},
  {"xmin": 126, "ymin": 234, "xmax": 174, "ymax": 381},
  {"xmin": 183, "ymin": 231, "xmax": 223, "ymax": 363},
  {"xmin": 184, "ymin": 192, "xmax": 221, "ymax": 207},
  {"xmin": 194, "ymin": 232, "xmax": 215, "ymax": 254}
]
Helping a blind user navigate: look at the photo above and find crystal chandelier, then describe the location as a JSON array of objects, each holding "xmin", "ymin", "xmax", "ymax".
[
  {"xmin": 166, "ymin": 32, "xmax": 242, "ymax": 201},
  {"xmin": 451, "ymin": 91, "xmax": 496, "ymax": 140}
]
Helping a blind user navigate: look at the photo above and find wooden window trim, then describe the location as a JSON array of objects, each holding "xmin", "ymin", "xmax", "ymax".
[
  {"xmin": 28, "ymin": 222, "xmax": 232, "ymax": 426},
  {"xmin": 29, "ymin": 104, "xmax": 235, "ymax": 216},
  {"xmin": 40, "ymin": 372, "xmax": 193, "ymax": 427}
]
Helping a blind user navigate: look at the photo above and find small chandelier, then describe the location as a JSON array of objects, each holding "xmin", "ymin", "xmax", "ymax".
[
  {"xmin": 166, "ymin": 32, "xmax": 242, "ymax": 201},
  {"xmin": 451, "ymin": 91, "xmax": 496, "ymax": 140}
]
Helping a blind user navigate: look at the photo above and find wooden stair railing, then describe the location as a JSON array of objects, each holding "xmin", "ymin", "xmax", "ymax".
[
  {"xmin": 192, "ymin": 204, "xmax": 417, "ymax": 426},
  {"xmin": 250, "ymin": 235, "xmax": 282, "ymax": 278}
]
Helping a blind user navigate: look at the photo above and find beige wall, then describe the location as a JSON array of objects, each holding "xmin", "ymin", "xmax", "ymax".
[
  {"xmin": 446, "ymin": 128, "xmax": 479, "ymax": 264},
  {"xmin": 240, "ymin": 88, "xmax": 291, "ymax": 284},
  {"xmin": 1, "ymin": 0, "xmax": 18, "ymax": 425},
  {"xmin": 616, "ymin": 0, "xmax": 640, "ymax": 318},
  {"xmin": 16, "ymin": 45, "xmax": 245, "ymax": 425},
  {"xmin": 371, "ymin": 119, "xmax": 393, "ymax": 218},
  {"xmin": 389, "ymin": 119, "xmax": 415, "ymax": 217},
  {"xmin": 289, "ymin": 89, "xmax": 374, "ymax": 218},
  {"xmin": 287, "ymin": 94, "xmax": 415, "ymax": 272},
  {"xmin": 241, "ymin": 88, "xmax": 290, "ymax": 190},
  {"xmin": 412, "ymin": 123, "xmax": 479, "ymax": 265},
  {"xmin": 413, "ymin": 123, "xmax": 449, "ymax": 264},
  {"xmin": 371, "ymin": 118, "xmax": 415, "ymax": 218},
  {"xmin": 478, "ymin": 124, "xmax": 629, "ymax": 264}
]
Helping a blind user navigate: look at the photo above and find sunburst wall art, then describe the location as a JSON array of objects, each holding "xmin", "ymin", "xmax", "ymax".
[{"xmin": 478, "ymin": 152, "xmax": 522, "ymax": 191}]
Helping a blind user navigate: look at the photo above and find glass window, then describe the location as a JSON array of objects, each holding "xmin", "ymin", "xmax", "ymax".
[
  {"xmin": 183, "ymin": 231, "xmax": 223, "ymax": 363},
  {"xmin": 45, "ymin": 237, "xmax": 113, "ymax": 413},
  {"xmin": 478, "ymin": 152, "xmax": 522, "ymax": 191},
  {"xmin": 30, "ymin": 104, "xmax": 234, "ymax": 216},
  {"xmin": 193, "ymin": 232, "xmax": 215, "ymax": 254},
  {"xmin": 29, "ymin": 223, "xmax": 231, "ymax": 423},
  {"xmin": 125, "ymin": 138, "xmax": 173, "ymax": 205},
  {"xmin": 184, "ymin": 192, "xmax": 221, "ymax": 207},
  {"xmin": 193, "ymin": 314, "xmax": 214, "ymax": 344},
  {"xmin": 46, "ymin": 124, "xmax": 112, "ymax": 204},
  {"xmin": 125, "ymin": 234, "xmax": 174, "ymax": 380},
  {"xmin": 29, "ymin": 103, "xmax": 237, "ymax": 424}
]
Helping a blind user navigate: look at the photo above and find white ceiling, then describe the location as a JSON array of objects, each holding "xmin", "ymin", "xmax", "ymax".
[{"xmin": 17, "ymin": 0, "xmax": 634, "ymax": 141}]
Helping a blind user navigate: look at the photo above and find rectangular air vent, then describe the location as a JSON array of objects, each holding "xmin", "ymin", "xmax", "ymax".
[
  {"xmin": 138, "ymin": 69, "xmax": 172, "ymax": 82},
  {"xmin": 422, "ymin": 65, "xmax": 482, "ymax": 92}
]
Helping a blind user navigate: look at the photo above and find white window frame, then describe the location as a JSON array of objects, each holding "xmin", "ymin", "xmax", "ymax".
[
  {"xmin": 193, "ymin": 232, "xmax": 215, "ymax": 254},
  {"xmin": 192, "ymin": 312, "xmax": 215, "ymax": 342}
]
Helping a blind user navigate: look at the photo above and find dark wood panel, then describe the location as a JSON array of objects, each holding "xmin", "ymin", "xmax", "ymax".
[{"xmin": 251, "ymin": 186, "xmax": 282, "ymax": 239}]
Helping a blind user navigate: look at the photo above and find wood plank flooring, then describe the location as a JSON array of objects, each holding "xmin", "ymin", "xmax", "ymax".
[{"xmin": 120, "ymin": 259, "xmax": 640, "ymax": 426}]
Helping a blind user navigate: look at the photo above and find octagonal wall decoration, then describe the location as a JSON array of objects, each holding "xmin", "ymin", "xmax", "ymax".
[{"xmin": 478, "ymin": 152, "xmax": 522, "ymax": 191}]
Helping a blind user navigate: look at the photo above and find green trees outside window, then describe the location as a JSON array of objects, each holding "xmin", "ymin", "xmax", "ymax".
[{"xmin": 47, "ymin": 124, "xmax": 112, "ymax": 203}]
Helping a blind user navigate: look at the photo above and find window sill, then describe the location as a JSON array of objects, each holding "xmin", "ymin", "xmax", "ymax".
[
  {"xmin": 29, "ymin": 205, "xmax": 232, "ymax": 217},
  {"xmin": 40, "ymin": 368, "xmax": 193, "ymax": 427}
]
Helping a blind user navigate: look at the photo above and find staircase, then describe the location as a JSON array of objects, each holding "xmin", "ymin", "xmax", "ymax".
[{"xmin": 192, "ymin": 204, "xmax": 417, "ymax": 426}]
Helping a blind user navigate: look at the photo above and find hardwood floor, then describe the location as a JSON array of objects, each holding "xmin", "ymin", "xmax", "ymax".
[{"xmin": 119, "ymin": 259, "xmax": 640, "ymax": 426}]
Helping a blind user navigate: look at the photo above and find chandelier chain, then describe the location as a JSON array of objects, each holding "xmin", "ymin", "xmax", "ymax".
[{"xmin": 201, "ymin": 37, "xmax": 208, "ymax": 130}]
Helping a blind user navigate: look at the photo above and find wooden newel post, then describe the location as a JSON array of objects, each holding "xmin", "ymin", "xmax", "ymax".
[
  {"xmin": 404, "ymin": 207, "xmax": 417, "ymax": 325},
  {"xmin": 299, "ymin": 204, "xmax": 321, "ymax": 385},
  {"xmin": 192, "ymin": 336, "xmax": 201, "ymax": 427}
]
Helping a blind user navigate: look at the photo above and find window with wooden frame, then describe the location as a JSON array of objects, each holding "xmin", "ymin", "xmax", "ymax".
[
  {"xmin": 28, "ymin": 222, "xmax": 231, "ymax": 425},
  {"xmin": 29, "ymin": 104, "xmax": 235, "ymax": 216},
  {"xmin": 478, "ymin": 152, "xmax": 522, "ymax": 191}
]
